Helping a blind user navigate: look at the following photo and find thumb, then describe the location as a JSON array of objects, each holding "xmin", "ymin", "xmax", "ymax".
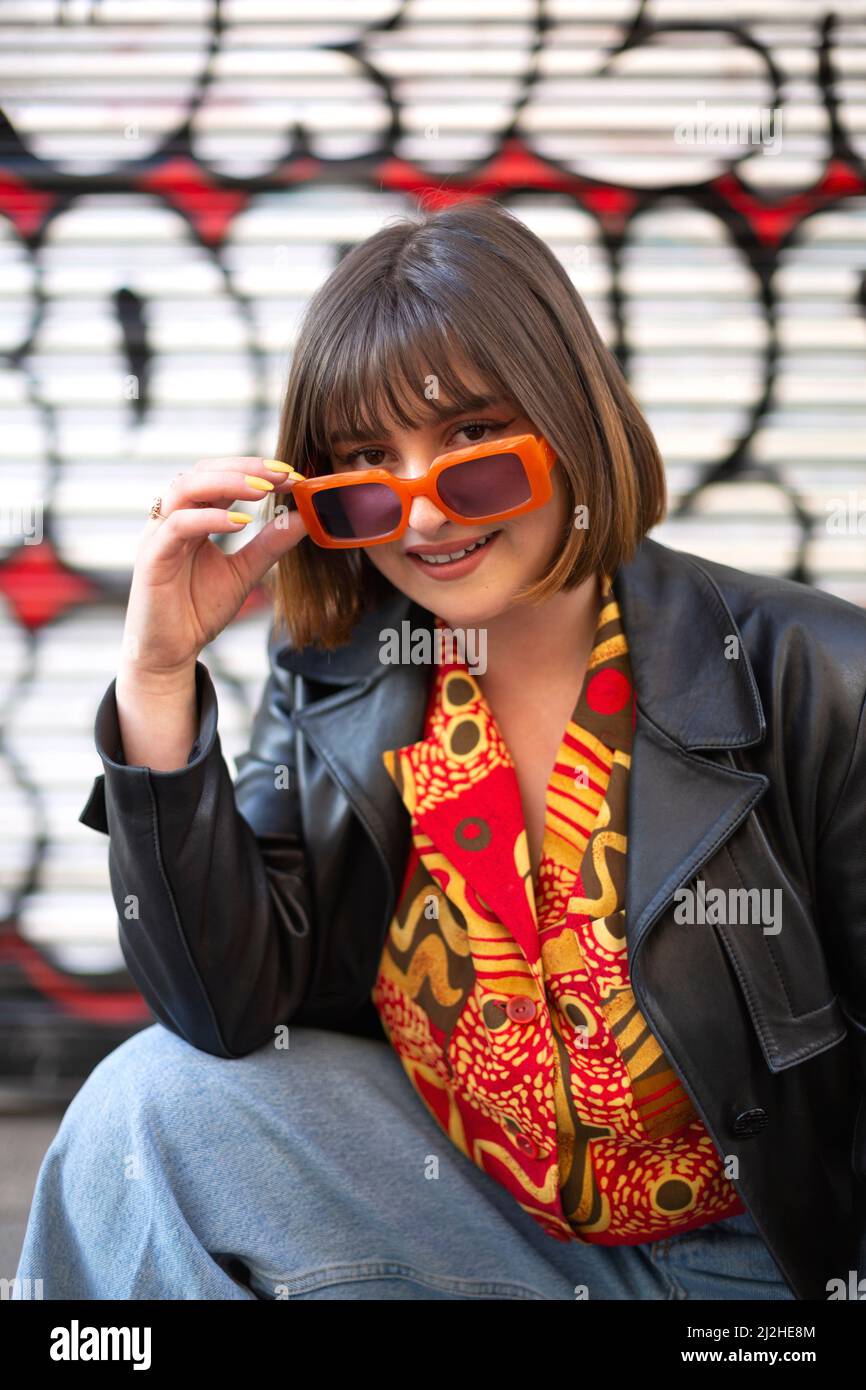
[{"xmin": 230, "ymin": 507, "xmax": 310, "ymax": 592}]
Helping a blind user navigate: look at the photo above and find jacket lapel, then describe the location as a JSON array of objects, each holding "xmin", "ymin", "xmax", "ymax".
[
  {"xmin": 278, "ymin": 537, "xmax": 770, "ymax": 969},
  {"xmin": 611, "ymin": 538, "xmax": 769, "ymax": 971}
]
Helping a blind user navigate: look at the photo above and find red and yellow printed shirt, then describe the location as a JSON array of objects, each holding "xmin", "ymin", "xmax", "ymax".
[{"xmin": 373, "ymin": 573, "xmax": 745, "ymax": 1244}]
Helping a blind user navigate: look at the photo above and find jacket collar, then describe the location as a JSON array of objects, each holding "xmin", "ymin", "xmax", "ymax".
[
  {"xmin": 610, "ymin": 537, "xmax": 765, "ymax": 751},
  {"xmin": 278, "ymin": 536, "xmax": 770, "ymax": 969},
  {"xmin": 275, "ymin": 537, "xmax": 765, "ymax": 751}
]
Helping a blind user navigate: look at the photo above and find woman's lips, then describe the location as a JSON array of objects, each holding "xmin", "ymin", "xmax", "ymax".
[{"xmin": 405, "ymin": 530, "xmax": 500, "ymax": 580}]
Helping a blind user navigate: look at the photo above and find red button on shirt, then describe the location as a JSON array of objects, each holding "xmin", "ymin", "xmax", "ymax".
[{"xmin": 506, "ymin": 995, "xmax": 537, "ymax": 1023}]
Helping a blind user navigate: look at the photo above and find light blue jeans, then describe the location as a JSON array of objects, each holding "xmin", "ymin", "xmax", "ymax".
[{"xmin": 13, "ymin": 1021, "xmax": 804, "ymax": 1300}]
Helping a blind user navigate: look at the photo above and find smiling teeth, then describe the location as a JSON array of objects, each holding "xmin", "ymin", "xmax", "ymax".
[{"xmin": 416, "ymin": 534, "xmax": 493, "ymax": 565}]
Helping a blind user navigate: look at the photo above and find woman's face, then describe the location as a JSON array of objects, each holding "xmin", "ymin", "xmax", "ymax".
[{"xmin": 326, "ymin": 387, "xmax": 570, "ymax": 630}]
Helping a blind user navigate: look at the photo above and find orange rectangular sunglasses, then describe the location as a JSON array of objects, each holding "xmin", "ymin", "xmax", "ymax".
[{"xmin": 285, "ymin": 432, "xmax": 557, "ymax": 548}]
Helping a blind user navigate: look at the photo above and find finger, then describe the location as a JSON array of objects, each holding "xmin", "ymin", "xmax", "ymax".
[
  {"xmin": 228, "ymin": 505, "xmax": 310, "ymax": 592},
  {"xmin": 146, "ymin": 506, "xmax": 259, "ymax": 555},
  {"xmin": 158, "ymin": 469, "xmax": 298, "ymax": 518},
  {"xmin": 191, "ymin": 455, "xmax": 305, "ymax": 488}
]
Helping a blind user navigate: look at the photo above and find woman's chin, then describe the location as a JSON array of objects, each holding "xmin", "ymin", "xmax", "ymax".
[
  {"xmin": 407, "ymin": 586, "xmax": 517, "ymax": 630},
  {"xmin": 373, "ymin": 549, "xmax": 531, "ymax": 628}
]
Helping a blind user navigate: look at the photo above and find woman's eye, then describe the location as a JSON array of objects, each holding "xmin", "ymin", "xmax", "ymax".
[
  {"xmin": 454, "ymin": 418, "xmax": 514, "ymax": 444},
  {"xmin": 459, "ymin": 423, "xmax": 489, "ymax": 442},
  {"xmin": 344, "ymin": 448, "xmax": 385, "ymax": 468}
]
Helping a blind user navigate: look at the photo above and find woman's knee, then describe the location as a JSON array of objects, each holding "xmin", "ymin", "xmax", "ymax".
[
  {"xmin": 74, "ymin": 1022, "xmax": 207, "ymax": 1099},
  {"xmin": 63, "ymin": 1021, "xmax": 387, "ymax": 1132},
  {"xmin": 52, "ymin": 1022, "xmax": 233, "ymax": 1150}
]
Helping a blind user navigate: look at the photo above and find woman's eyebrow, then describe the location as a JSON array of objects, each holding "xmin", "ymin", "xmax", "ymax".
[{"xmin": 328, "ymin": 395, "xmax": 508, "ymax": 446}]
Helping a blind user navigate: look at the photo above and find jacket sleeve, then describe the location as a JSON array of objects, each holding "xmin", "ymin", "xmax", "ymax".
[
  {"xmin": 78, "ymin": 628, "xmax": 316, "ymax": 1058},
  {"xmin": 813, "ymin": 678, "xmax": 866, "ymax": 1214}
]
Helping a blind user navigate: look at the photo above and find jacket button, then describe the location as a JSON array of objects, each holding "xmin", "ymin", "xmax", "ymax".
[
  {"xmin": 732, "ymin": 1106, "xmax": 769, "ymax": 1137},
  {"xmin": 506, "ymin": 995, "xmax": 537, "ymax": 1023}
]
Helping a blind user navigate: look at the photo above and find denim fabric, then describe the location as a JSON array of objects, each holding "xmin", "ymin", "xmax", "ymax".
[{"xmin": 13, "ymin": 1022, "xmax": 801, "ymax": 1301}]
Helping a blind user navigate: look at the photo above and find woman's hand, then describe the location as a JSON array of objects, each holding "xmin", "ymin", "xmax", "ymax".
[{"xmin": 121, "ymin": 456, "xmax": 307, "ymax": 679}]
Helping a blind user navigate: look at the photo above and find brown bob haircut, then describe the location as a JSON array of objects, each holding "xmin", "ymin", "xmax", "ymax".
[{"xmin": 261, "ymin": 197, "xmax": 666, "ymax": 651}]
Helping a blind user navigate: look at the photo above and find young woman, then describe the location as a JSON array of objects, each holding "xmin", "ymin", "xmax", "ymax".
[{"xmin": 15, "ymin": 199, "xmax": 866, "ymax": 1302}]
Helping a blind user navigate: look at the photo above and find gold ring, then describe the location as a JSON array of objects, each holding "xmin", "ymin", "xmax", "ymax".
[{"xmin": 148, "ymin": 497, "xmax": 163, "ymax": 520}]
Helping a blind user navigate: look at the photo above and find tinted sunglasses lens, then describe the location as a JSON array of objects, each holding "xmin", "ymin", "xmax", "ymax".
[
  {"xmin": 312, "ymin": 482, "xmax": 402, "ymax": 540},
  {"xmin": 436, "ymin": 452, "xmax": 531, "ymax": 518}
]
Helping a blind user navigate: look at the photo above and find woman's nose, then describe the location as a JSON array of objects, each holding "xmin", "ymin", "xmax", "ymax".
[{"xmin": 407, "ymin": 492, "xmax": 449, "ymax": 532}]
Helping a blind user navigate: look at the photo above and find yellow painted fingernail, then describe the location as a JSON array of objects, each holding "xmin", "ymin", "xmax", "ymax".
[
  {"xmin": 262, "ymin": 459, "xmax": 305, "ymax": 479},
  {"xmin": 245, "ymin": 474, "xmax": 274, "ymax": 491},
  {"xmin": 227, "ymin": 511, "xmax": 253, "ymax": 524}
]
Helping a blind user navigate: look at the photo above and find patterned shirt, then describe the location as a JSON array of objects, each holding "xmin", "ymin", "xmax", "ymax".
[{"xmin": 373, "ymin": 573, "xmax": 745, "ymax": 1244}]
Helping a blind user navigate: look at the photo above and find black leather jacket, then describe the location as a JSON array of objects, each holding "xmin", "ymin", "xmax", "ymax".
[{"xmin": 79, "ymin": 536, "xmax": 866, "ymax": 1301}]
